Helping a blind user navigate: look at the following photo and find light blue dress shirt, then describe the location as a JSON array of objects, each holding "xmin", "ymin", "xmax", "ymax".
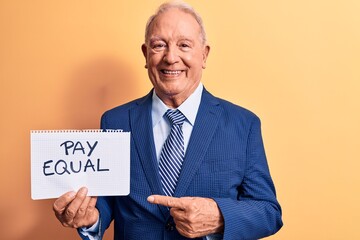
[{"xmin": 151, "ymin": 83, "xmax": 203, "ymax": 162}]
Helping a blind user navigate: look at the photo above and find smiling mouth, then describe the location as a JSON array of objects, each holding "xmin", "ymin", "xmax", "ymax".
[{"xmin": 160, "ymin": 70, "xmax": 183, "ymax": 75}]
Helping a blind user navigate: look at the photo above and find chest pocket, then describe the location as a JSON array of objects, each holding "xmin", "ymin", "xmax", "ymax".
[{"xmin": 187, "ymin": 158, "xmax": 244, "ymax": 198}]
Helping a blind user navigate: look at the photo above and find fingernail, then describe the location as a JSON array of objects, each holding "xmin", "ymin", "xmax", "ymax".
[{"xmin": 147, "ymin": 196, "xmax": 154, "ymax": 203}]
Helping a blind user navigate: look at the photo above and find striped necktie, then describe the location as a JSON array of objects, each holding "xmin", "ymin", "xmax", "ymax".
[{"xmin": 159, "ymin": 109, "xmax": 186, "ymax": 196}]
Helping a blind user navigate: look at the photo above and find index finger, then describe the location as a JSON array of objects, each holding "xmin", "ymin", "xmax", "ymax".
[{"xmin": 147, "ymin": 195, "xmax": 185, "ymax": 209}]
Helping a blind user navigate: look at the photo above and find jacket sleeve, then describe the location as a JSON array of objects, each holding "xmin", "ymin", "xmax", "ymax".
[{"xmin": 213, "ymin": 116, "xmax": 283, "ymax": 240}]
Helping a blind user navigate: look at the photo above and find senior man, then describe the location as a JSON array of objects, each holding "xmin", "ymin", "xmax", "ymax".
[{"xmin": 53, "ymin": 1, "xmax": 283, "ymax": 239}]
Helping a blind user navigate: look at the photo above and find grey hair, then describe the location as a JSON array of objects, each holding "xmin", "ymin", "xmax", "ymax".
[{"xmin": 144, "ymin": 1, "xmax": 207, "ymax": 45}]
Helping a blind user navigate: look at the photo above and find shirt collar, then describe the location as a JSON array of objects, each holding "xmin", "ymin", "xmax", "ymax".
[{"xmin": 152, "ymin": 83, "xmax": 203, "ymax": 127}]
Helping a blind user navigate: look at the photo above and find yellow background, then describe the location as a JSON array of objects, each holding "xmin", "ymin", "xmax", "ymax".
[{"xmin": 1, "ymin": 0, "xmax": 359, "ymax": 239}]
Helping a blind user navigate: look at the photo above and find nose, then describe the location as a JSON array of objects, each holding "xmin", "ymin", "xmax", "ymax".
[{"xmin": 163, "ymin": 45, "xmax": 179, "ymax": 64}]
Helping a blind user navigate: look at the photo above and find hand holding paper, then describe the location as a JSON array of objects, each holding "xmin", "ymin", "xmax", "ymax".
[{"xmin": 53, "ymin": 187, "xmax": 99, "ymax": 228}]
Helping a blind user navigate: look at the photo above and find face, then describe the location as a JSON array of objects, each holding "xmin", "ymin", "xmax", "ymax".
[{"xmin": 142, "ymin": 8, "xmax": 210, "ymax": 108}]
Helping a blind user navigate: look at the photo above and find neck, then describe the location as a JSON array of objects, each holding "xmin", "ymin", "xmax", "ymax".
[{"xmin": 156, "ymin": 85, "xmax": 201, "ymax": 108}]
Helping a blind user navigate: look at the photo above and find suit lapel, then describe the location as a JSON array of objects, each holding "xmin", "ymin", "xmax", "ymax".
[
  {"xmin": 129, "ymin": 91, "xmax": 169, "ymax": 217},
  {"xmin": 174, "ymin": 89, "xmax": 223, "ymax": 197},
  {"xmin": 130, "ymin": 93, "xmax": 162, "ymax": 194}
]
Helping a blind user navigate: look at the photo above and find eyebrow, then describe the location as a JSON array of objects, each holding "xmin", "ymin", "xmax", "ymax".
[
  {"xmin": 177, "ymin": 36, "xmax": 194, "ymax": 43},
  {"xmin": 149, "ymin": 36, "xmax": 163, "ymax": 41},
  {"xmin": 170, "ymin": 34, "xmax": 195, "ymax": 42}
]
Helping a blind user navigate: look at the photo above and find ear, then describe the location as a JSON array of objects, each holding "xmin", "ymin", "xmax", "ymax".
[
  {"xmin": 141, "ymin": 44, "xmax": 148, "ymax": 67},
  {"xmin": 202, "ymin": 45, "xmax": 210, "ymax": 69}
]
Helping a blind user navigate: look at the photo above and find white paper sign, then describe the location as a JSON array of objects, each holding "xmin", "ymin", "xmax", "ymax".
[{"xmin": 31, "ymin": 130, "xmax": 130, "ymax": 200}]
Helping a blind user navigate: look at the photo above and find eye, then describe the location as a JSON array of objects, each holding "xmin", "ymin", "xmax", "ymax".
[
  {"xmin": 180, "ymin": 43, "xmax": 190, "ymax": 49},
  {"xmin": 178, "ymin": 41, "xmax": 192, "ymax": 51},
  {"xmin": 151, "ymin": 42, "xmax": 166, "ymax": 50}
]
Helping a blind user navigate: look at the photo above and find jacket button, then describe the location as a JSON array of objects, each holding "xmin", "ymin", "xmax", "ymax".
[{"xmin": 165, "ymin": 222, "xmax": 175, "ymax": 231}]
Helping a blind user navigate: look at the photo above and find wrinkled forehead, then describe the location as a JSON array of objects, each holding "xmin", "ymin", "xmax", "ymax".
[{"xmin": 146, "ymin": 8, "xmax": 203, "ymax": 43}]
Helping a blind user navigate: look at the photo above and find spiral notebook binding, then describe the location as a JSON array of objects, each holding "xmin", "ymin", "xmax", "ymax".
[{"xmin": 31, "ymin": 129, "xmax": 124, "ymax": 133}]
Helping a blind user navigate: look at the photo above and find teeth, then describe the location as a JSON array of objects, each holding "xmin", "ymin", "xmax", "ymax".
[{"xmin": 162, "ymin": 70, "xmax": 181, "ymax": 75}]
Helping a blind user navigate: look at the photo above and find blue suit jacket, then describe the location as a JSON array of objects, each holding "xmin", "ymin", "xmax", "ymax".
[{"xmin": 82, "ymin": 88, "xmax": 282, "ymax": 240}]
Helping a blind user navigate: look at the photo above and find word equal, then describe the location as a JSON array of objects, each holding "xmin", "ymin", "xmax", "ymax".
[{"xmin": 42, "ymin": 140, "xmax": 109, "ymax": 176}]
